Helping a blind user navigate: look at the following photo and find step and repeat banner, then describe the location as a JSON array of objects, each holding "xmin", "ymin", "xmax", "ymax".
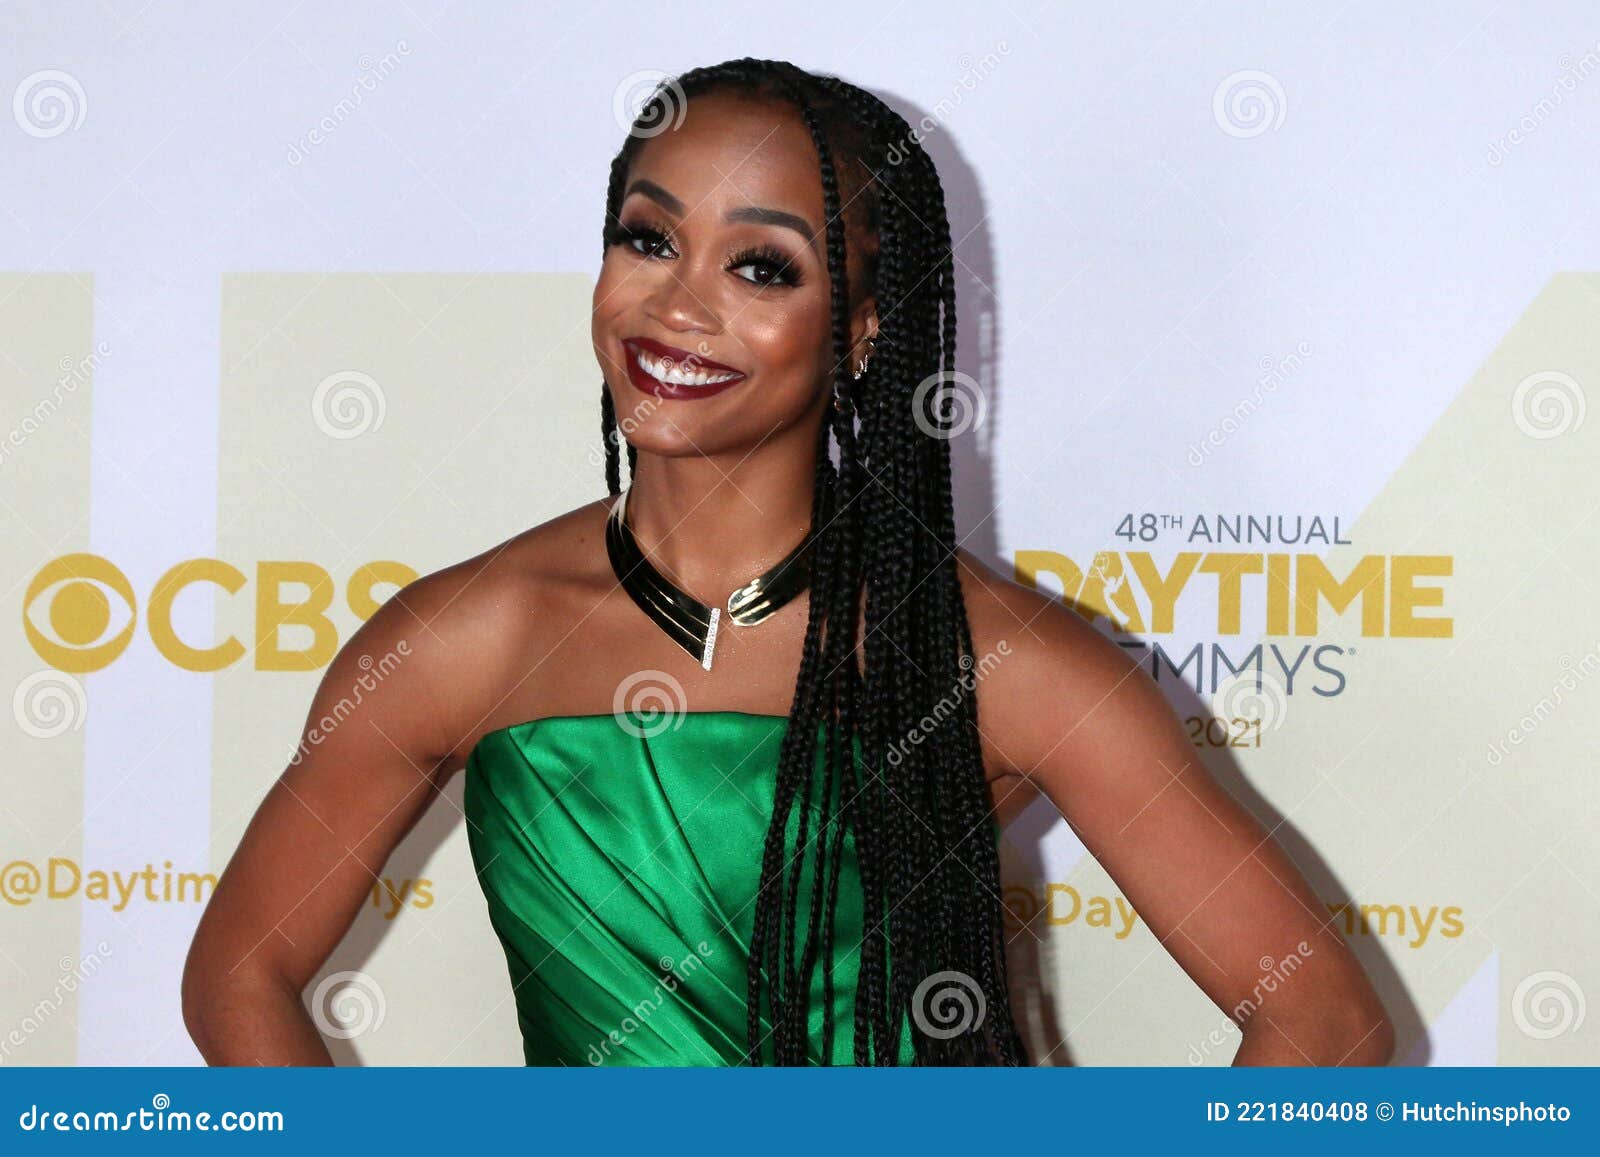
[{"xmin": 4, "ymin": 4, "xmax": 1597, "ymax": 1066}]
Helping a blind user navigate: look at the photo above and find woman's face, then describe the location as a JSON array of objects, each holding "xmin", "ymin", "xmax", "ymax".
[{"xmin": 591, "ymin": 89, "xmax": 873, "ymax": 460}]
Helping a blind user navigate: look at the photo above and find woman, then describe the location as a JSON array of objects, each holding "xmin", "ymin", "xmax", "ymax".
[{"xmin": 182, "ymin": 57, "xmax": 1393, "ymax": 1067}]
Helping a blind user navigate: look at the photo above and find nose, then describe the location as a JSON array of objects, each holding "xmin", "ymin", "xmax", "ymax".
[{"xmin": 642, "ymin": 263, "xmax": 722, "ymax": 337}]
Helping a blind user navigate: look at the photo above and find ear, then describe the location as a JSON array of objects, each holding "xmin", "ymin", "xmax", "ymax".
[{"xmin": 849, "ymin": 297, "xmax": 878, "ymax": 357}]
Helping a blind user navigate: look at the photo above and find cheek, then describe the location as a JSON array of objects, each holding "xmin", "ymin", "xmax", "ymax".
[
  {"xmin": 591, "ymin": 264, "xmax": 638, "ymax": 348},
  {"xmin": 740, "ymin": 295, "xmax": 831, "ymax": 382},
  {"xmin": 591, "ymin": 259, "xmax": 628, "ymax": 319}
]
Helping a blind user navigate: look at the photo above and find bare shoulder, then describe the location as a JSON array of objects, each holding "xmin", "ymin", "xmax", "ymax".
[
  {"xmin": 951, "ymin": 546, "xmax": 1158, "ymax": 782},
  {"xmin": 342, "ymin": 495, "xmax": 619, "ymax": 773}
]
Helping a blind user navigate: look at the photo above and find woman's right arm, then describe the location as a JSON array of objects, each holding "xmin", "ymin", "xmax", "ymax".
[{"xmin": 180, "ymin": 560, "xmax": 509, "ymax": 1064}]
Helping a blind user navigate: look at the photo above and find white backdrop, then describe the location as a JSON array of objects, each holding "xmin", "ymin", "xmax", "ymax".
[{"xmin": 3, "ymin": 1, "xmax": 1598, "ymax": 1066}]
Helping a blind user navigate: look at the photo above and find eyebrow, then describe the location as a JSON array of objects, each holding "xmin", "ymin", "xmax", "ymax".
[{"xmin": 623, "ymin": 178, "xmax": 818, "ymax": 247}]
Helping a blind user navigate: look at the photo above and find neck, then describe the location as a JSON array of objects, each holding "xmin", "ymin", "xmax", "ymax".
[{"xmin": 620, "ymin": 446, "xmax": 818, "ymax": 600}]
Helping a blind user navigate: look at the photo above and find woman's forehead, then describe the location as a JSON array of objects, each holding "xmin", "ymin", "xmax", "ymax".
[{"xmin": 627, "ymin": 93, "xmax": 823, "ymax": 222}]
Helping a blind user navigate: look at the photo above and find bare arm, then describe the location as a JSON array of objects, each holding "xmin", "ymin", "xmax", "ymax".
[
  {"xmin": 966, "ymin": 563, "xmax": 1394, "ymax": 1066},
  {"xmin": 181, "ymin": 558, "xmax": 509, "ymax": 1065}
]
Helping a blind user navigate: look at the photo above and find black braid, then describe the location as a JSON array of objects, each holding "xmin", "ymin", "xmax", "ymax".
[{"xmin": 598, "ymin": 58, "xmax": 1025, "ymax": 1065}]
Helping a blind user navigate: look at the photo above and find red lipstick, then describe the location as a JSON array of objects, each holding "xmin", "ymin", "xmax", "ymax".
[{"xmin": 622, "ymin": 336, "xmax": 748, "ymax": 400}]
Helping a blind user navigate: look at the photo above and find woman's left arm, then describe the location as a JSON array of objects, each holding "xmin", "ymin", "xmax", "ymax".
[{"xmin": 971, "ymin": 573, "xmax": 1394, "ymax": 1066}]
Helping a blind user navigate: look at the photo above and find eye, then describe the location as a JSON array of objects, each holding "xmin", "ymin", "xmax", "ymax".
[
  {"xmin": 729, "ymin": 244, "xmax": 802, "ymax": 288},
  {"xmin": 604, "ymin": 220, "xmax": 676, "ymax": 259}
]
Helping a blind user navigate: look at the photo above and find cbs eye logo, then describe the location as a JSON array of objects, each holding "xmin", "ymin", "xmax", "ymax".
[
  {"xmin": 24, "ymin": 553, "xmax": 415, "ymax": 673},
  {"xmin": 24, "ymin": 555, "xmax": 136, "ymax": 673}
]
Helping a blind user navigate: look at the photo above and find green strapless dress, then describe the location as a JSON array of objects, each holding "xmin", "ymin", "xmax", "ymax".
[{"xmin": 463, "ymin": 709, "xmax": 915, "ymax": 1066}]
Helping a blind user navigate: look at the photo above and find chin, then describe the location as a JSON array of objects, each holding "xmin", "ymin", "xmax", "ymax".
[{"xmin": 616, "ymin": 416, "xmax": 737, "ymax": 459}]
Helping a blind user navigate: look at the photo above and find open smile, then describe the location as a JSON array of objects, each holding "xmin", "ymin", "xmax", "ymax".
[{"xmin": 622, "ymin": 336, "xmax": 748, "ymax": 400}]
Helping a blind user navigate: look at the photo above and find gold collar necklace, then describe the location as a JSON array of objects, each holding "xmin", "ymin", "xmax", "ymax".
[{"xmin": 605, "ymin": 486, "xmax": 817, "ymax": 671}]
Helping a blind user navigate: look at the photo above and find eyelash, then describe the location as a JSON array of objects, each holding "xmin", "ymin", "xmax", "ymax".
[{"xmin": 603, "ymin": 219, "xmax": 804, "ymax": 288}]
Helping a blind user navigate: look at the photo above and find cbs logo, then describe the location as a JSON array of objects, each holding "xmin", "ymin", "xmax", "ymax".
[{"xmin": 24, "ymin": 553, "xmax": 416, "ymax": 673}]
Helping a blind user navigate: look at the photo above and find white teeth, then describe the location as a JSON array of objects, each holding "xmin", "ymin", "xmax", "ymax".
[{"xmin": 632, "ymin": 346, "xmax": 742, "ymax": 387}]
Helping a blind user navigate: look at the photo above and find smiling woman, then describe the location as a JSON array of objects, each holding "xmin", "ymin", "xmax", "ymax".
[
  {"xmin": 590, "ymin": 77, "xmax": 880, "ymax": 466},
  {"xmin": 181, "ymin": 56, "xmax": 1393, "ymax": 1070}
]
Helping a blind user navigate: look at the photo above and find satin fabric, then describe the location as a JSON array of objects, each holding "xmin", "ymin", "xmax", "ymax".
[{"xmin": 464, "ymin": 709, "xmax": 916, "ymax": 1066}]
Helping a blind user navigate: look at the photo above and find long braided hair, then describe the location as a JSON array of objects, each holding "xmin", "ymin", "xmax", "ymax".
[{"xmin": 597, "ymin": 58, "xmax": 1025, "ymax": 1065}]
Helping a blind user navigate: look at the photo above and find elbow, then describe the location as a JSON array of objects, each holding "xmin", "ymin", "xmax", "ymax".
[
  {"xmin": 1323, "ymin": 964, "xmax": 1396, "ymax": 1065},
  {"xmin": 1335, "ymin": 1000, "xmax": 1395, "ymax": 1066},
  {"xmin": 181, "ymin": 928, "xmax": 313, "ymax": 1066},
  {"xmin": 1292, "ymin": 951, "xmax": 1396, "ymax": 1065},
  {"xmin": 1237, "ymin": 986, "xmax": 1395, "ymax": 1066},
  {"xmin": 181, "ymin": 925, "xmax": 263, "ymax": 1064},
  {"xmin": 180, "ymin": 939, "xmax": 223, "ymax": 1062},
  {"xmin": 1281, "ymin": 992, "xmax": 1395, "ymax": 1067}
]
